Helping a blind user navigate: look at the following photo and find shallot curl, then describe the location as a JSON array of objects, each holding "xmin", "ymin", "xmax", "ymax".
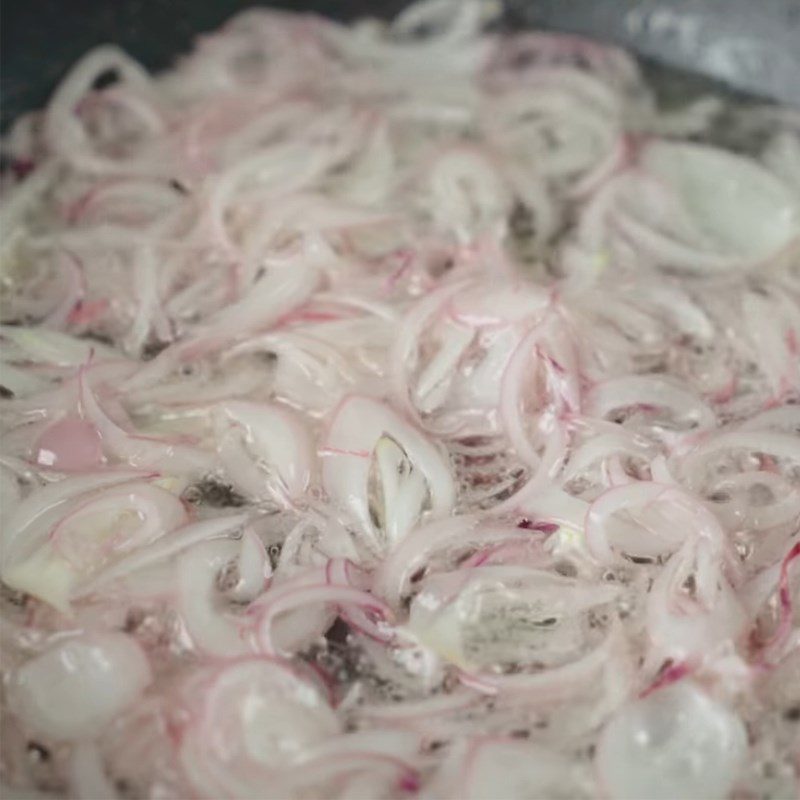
[{"xmin": 2, "ymin": 1, "xmax": 799, "ymax": 799}]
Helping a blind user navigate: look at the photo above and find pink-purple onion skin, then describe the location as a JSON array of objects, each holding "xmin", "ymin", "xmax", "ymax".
[{"xmin": 1, "ymin": 0, "xmax": 800, "ymax": 798}]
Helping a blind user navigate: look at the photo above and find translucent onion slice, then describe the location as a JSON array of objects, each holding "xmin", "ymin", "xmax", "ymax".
[
  {"xmin": 252, "ymin": 581, "xmax": 393, "ymax": 657},
  {"xmin": 646, "ymin": 537, "xmax": 746, "ymax": 662},
  {"xmin": 390, "ymin": 279, "xmax": 473, "ymax": 423},
  {"xmin": 69, "ymin": 742, "xmax": 118, "ymax": 800},
  {"xmin": 424, "ymin": 146, "xmax": 511, "ymax": 242},
  {"xmin": 179, "ymin": 658, "xmax": 340, "ymax": 800},
  {"xmin": 465, "ymin": 623, "xmax": 627, "ymax": 705},
  {"xmin": 400, "ymin": 282, "xmax": 551, "ymax": 433},
  {"xmin": 0, "ymin": 464, "xmax": 21, "ymax": 521},
  {"xmin": 43, "ymin": 45, "xmax": 159, "ymax": 175},
  {"xmin": 1, "ymin": 469, "xmax": 154, "ymax": 564},
  {"xmin": 596, "ymin": 681, "xmax": 747, "ymax": 800},
  {"xmin": 409, "ymin": 564, "xmax": 618, "ymax": 671},
  {"xmin": 705, "ymin": 471, "xmax": 800, "ymax": 533},
  {"xmin": 499, "ymin": 314, "xmax": 580, "ymax": 468},
  {"xmin": 747, "ymin": 540, "xmax": 800, "ymax": 665},
  {"xmin": 3, "ymin": 480, "xmax": 187, "ymax": 611},
  {"xmin": 0, "ymin": 325, "xmax": 120, "ymax": 367},
  {"xmin": 79, "ymin": 513, "xmax": 249, "ymax": 595},
  {"xmin": 585, "ymin": 482, "xmax": 725, "ymax": 565},
  {"xmin": 32, "ymin": 414, "xmax": 104, "ymax": 472},
  {"xmin": 428, "ymin": 737, "xmax": 573, "ymax": 800},
  {"xmin": 321, "ymin": 395, "xmax": 455, "ymax": 554},
  {"xmin": 585, "ymin": 375, "xmax": 715, "ymax": 432},
  {"xmin": 679, "ymin": 430, "xmax": 800, "ymax": 495},
  {"xmin": 289, "ymin": 729, "xmax": 421, "ymax": 797},
  {"xmin": 177, "ymin": 532, "xmax": 269, "ymax": 657},
  {"xmin": 9, "ymin": 632, "xmax": 152, "ymax": 741},
  {"xmin": 618, "ymin": 141, "xmax": 800, "ymax": 272},
  {"xmin": 213, "ymin": 400, "xmax": 314, "ymax": 503},
  {"xmin": 375, "ymin": 515, "xmax": 550, "ymax": 608},
  {"xmin": 79, "ymin": 370, "xmax": 213, "ymax": 474}
]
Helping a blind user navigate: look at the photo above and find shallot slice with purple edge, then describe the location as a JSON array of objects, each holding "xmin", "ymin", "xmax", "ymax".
[{"xmin": 1, "ymin": 0, "xmax": 799, "ymax": 798}]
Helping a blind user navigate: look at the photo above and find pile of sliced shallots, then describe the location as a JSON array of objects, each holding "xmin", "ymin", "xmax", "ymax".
[{"xmin": 1, "ymin": 1, "xmax": 799, "ymax": 798}]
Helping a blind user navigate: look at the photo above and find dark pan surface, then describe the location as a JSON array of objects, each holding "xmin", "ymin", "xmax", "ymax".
[
  {"xmin": 2, "ymin": 0, "xmax": 798, "ymax": 133},
  {"xmin": 1, "ymin": 0, "xmax": 409, "ymax": 130}
]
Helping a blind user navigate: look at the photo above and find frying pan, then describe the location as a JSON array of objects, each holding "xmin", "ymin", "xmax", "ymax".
[
  {"xmin": 0, "ymin": 4, "xmax": 797, "ymax": 799},
  {"xmin": 2, "ymin": 0, "xmax": 799, "ymax": 135}
]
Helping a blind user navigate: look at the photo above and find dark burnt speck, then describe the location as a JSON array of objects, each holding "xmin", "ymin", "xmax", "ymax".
[
  {"xmin": 509, "ymin": 200, "xmax": 536, "ymax": 240},
  {"xmin": 324, "ymin": 617, "xmax": 351, "ymax": 647},
  {"xmin": 182, "ymin": 478, "xmax": 246, "ymax": 508},
  {"xmin": 267, "ymin": 544, "xmax": 282, "ymax": 569},
  {"xmin": 27, "ymin": 742, "xmax": 50, "ymax": 763},
  {"xmin": 80, "ymin": 331, "xmax": 115, "ymax": 347},
  {"xmin": 1, "ymin": 582, "xmax": 28, "ymax": 607},
  {"xmin": 142, "ymin": 340, "xmax": 169, "ymax": 360},
  {"xmin": 784, "ymin": 705, "xmax": 800, "ymax": 722}
]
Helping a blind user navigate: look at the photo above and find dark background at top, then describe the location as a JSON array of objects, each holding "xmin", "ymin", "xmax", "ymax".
[
  {"xmin": 2, "ymin": 0, "xmax": 799, "ymax": 132},
  {"xmin": 0, "ymin": 0, "xmax": 412, "ymax": 130}
]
